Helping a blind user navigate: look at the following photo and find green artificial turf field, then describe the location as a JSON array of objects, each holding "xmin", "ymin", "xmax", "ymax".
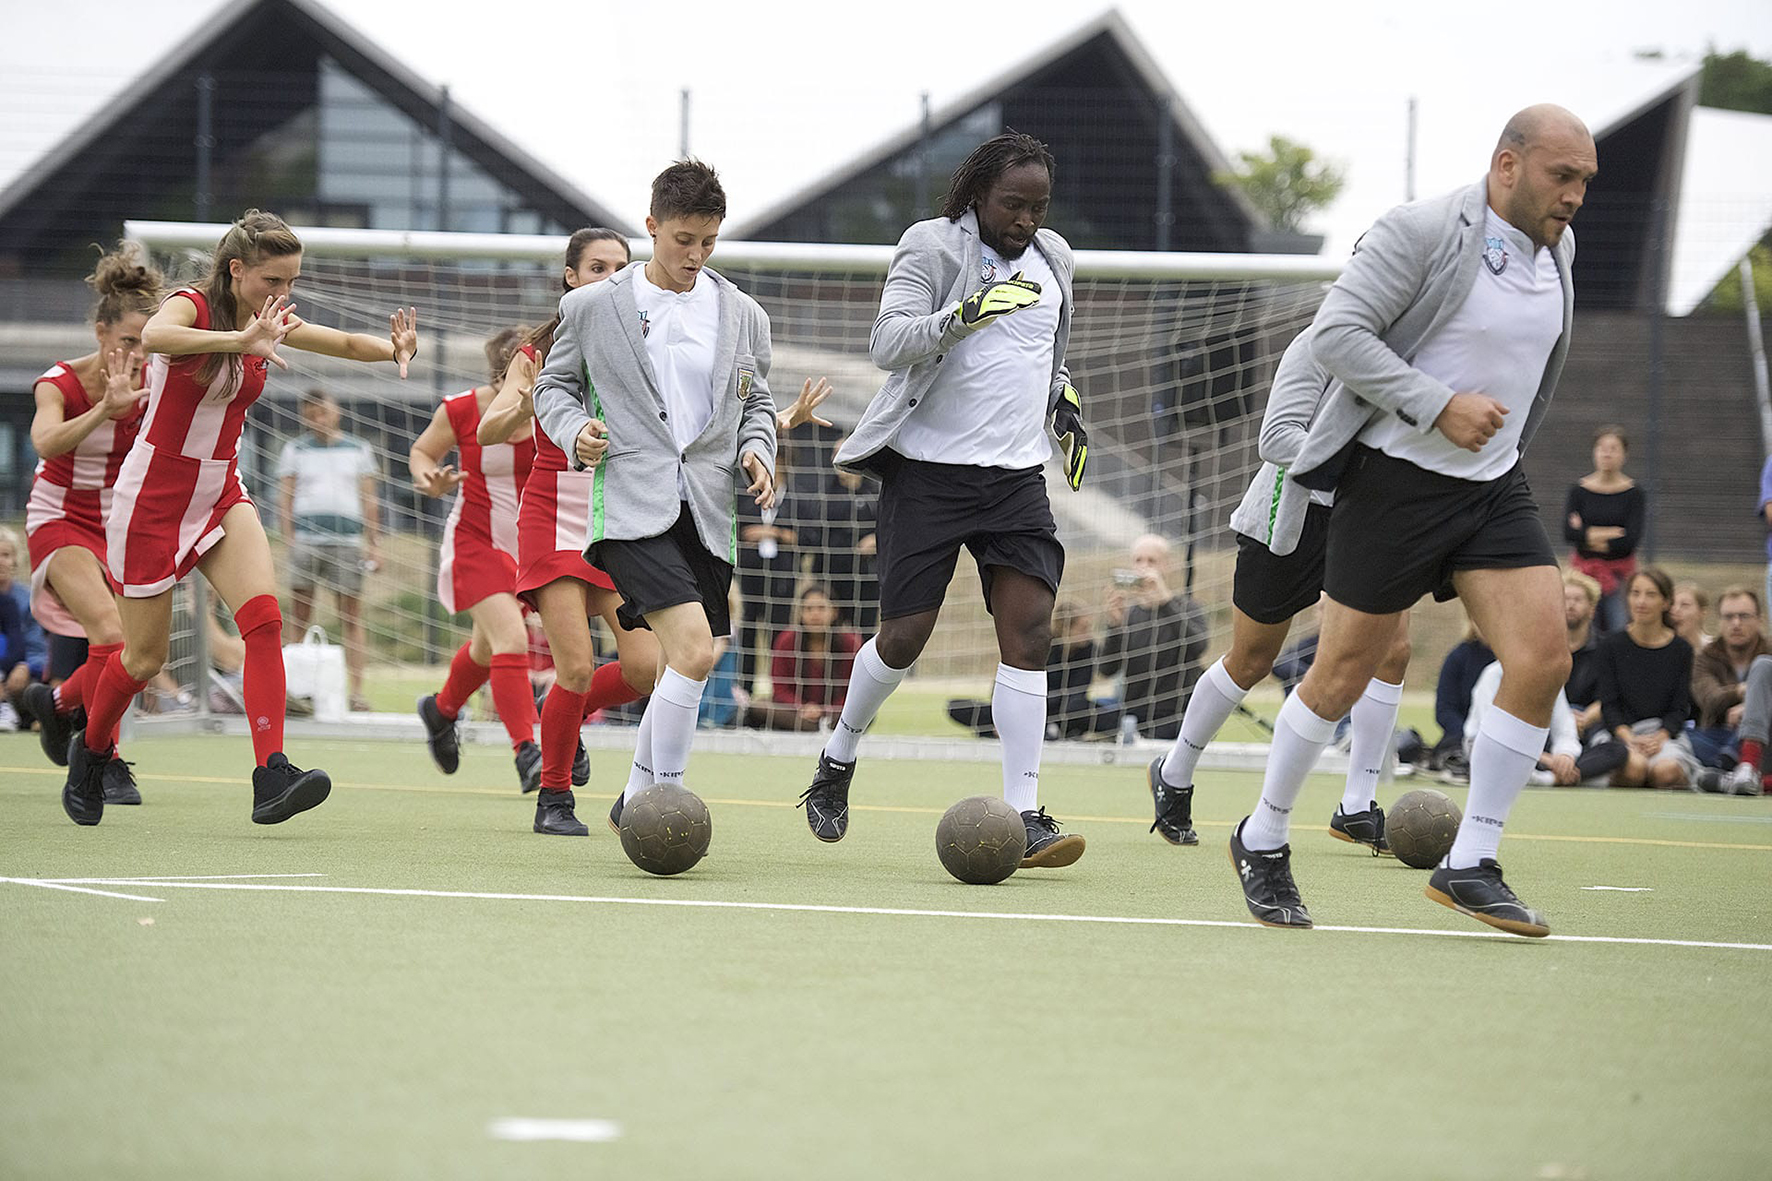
[{"xmin": 3, "ymin": 731, "xmax": 1770, "ymax": 1180}]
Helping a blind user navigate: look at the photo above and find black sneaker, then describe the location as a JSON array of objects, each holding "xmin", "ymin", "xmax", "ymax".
[
  {"xmin": 1438, "ymin": 750, "xmax": 1471, "ymax": 786},
  {"xmin": 1228, "ymin": 819, "xmax": 1312, "ymax": 928},
  {"xmin": 534, "ymin": 788, "xmax": 590, "ymax": 836},
  {"xmin": 608, "ymin": 792, "xmax": 624, "ymax": 834},
  {"xmin": 416, "ymin": 694, "xmax": 460, "ymax": 774},
  {"xmin": 515, "ymin": 741, "xmax": 543, "ymax": 793},
  {"xmin": 23, "ymin": 682, "xmax": 74, "ymax": 767},
  {"xmin": 1021, "ymin": 807, "xmax": 1086, "ymax": 868},
  {"xmin": 1329, "ymin": 802, "xmax": 1390, "ymax": 856},
  {"xmin": 572, "ymin": 739, "xmax": 590, "ymax": 787},
  {"xmin": 798, "ymin": 753, "xmax": 855, "ymax": 842},
  {"xmin": 1147, "ymin": 758, "xmax": 1198, "ymax": 846},
  {"xmin": 251, "ymin": 753, "xmax": 332, "ymax": 825},
  {"xmin": 102, "ymin": 756, "xmax": 142, "ymax": 805},
  {"xmin": 62, "ymin": 730, "xmax": 110, "ymax": 826},
  {"xmin": 1426, "ymin": 859, "xmax": 1549, "ymax": 938}
]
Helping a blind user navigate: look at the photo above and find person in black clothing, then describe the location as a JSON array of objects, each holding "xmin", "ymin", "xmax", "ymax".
[
  {"xmin": 1562, "ymin": 570, "xmax": 1605, "ymax": 737},
  {"xmin": 948, "ymin": 601, "xmax": 1117, "ymax": 739},
  {"xmin": 1431, "ymin": 618, "xmax": 1495, "ymax": 780},
  {"xmin": 1596, "ymin": 566, "xmax": 1697, "ymax": 788},
  {"xmin": 1099, "ymin": 535, "xmax": 1207, "ymax": 741},
  {"xmin": 1564, "ymin": 424, "xmax": 1646, "ymax": 634},
  {"xmin": 736, "ymin": 450, "xmax": 804, "ymax": 689},
  {"xmin": 801, "ymin": 442, "xmax": 880, "ymax": 634}
]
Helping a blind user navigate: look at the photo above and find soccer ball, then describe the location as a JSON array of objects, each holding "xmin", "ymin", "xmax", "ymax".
[
  {"xmin": 935, "ymin": 796, "xmax": 1026, "ymax": 885},
  {"xmin": 1386, "ymin": 788, "xmax": 1463, "ymax": 869},
  {"xmin": 619, "ymin": 784, "xmax": 712, "ymax": 876}
]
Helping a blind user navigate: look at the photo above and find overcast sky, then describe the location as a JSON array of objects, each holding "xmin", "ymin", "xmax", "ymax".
[{"xmin": 3, "ymin": 0, "xmax": 1770, "ymax": 255}]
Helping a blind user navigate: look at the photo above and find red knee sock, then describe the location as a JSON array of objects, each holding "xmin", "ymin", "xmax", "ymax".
[
  {"xmin": 82, "ymin": 652, "xmax": 149, "ymax": 754},
  {"xmin": 540, "ymin": 685, "xmax": 588, "ymax": 789},
  {"xmin": 55, "ymin": 642, "xmax": 123, "ymax": 714},
  {"xmin": 1742, "ymin": 739, "xmax": 1764, "ymax": 771},
  {"xmin": 436, "ymin": 643, "xmax": 491, "ymax": 719},
  {"xmin": 488, "ymin": 652, "xmax": 537, "ymax": 750},
  {"xmin": 583, "ymin": 660, "xmax": 644, "ymax": 718},
  {"xmin": 235, "ymin": 594, "xmax": 286, "ymax": 766}
]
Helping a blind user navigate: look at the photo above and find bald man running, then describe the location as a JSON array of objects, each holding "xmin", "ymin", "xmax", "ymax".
[{"xmin": 1226, "ymin": 105, "xmax": 1598, "ymax": 938}]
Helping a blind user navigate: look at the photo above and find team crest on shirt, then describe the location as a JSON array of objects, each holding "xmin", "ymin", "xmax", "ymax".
[
  {"xmin": 1482, "ymin": 235, "xmax": 1508, "ymax": 275},
  {"xmin": 981, "ymin": 258, "xmax": 998, "ymax": 283},
  {"xmin": 737, "ymin": 365, "xmax": 755, "ymax": 399},
  {"xmin": 638, "ymin": 309, "xmax": 651, "ymax": 338}
]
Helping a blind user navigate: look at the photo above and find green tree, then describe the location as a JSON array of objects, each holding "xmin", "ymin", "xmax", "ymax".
[
  {"xmin": 1702, "ymin": 243, "xmax": 1772, "ymax": 315},
  {"xmin": 1700, "ymin": 48, "xmax": 1772, "ymax": 114},
  {"xmin": 1214, "ymin": 136, "xmax": 1345, "ymax": 234}
]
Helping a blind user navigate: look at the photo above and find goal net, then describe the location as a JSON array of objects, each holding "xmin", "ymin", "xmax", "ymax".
[{"xmin": 127, "ymin": 220, "xmax": 1337, "ymax": 758}]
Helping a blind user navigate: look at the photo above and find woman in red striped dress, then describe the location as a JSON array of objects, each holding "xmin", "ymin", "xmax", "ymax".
[
  {"xmin": 410, "ymin": 330, "xmax": 546, "ymax": 794},
  {"xmin": 60, "ymin": 210, "xmax": 419, "ymax": 828},
  {"xmin": 19, "ymin": 244, "xmax": 161, "ymax": 800}
]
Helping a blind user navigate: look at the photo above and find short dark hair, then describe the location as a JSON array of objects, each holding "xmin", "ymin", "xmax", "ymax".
[
  {"xmin": 650, "ymin": 160, "xmax": 726, "ymax": 222},
  {"xmin": 940, "ymin": 131, "xmax": 1055, "ymax": 221},
  {"xmin": 300, "ymin": 386, "xmax": 334, "ymax": 412},
  {"xmin": 1593, "ymin": 423, "xmax": 1629, "ymax": 451}
]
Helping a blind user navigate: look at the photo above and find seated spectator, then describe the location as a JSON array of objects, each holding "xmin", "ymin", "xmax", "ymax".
[
  {"xmin": 1690, "ymin": 586, "xmax": 1772, "ymax": 795},
  {"xmin": 1671, "ymin": 582, "xmax": 1712, "ymax": 653},
  {"xmin": 740, "ymin": 584, "xmax": 860, "ymax": 732},
  {"xmin": 802, "ymin": 435, "xmax": 880, "ymax": 633},
  {"xmin": 947, "ymin": 601, "xmax": 1119, "ymax": 740},
  {"xmin": 1431, "ymin": 617, "xmax": 1495, "ymax": 781},
  {"xmin": 1563, "ymin": 570, "xmax": 1605, "ymax": 739},
  {"xmin": 0, "ymin": 526, "xmax": 47, "ymax": 729},
  {"xmin": 1564, "ymin": 424, "xmax": 1644, "ymax": 634},
  {"xmin": 700, "ymin": 585, "xmax": 745, "ymax": 729},
  {"xmin": 736, "ymin": 450, "xmax": 804, "ymax": 690},
  {"xmin": 1596, "ymin": 567, "xmax": 1697, "ymax": 789},
  {"xmin": 1098, "ymin": 534, "xmax": 1207, "ymax": 740}
]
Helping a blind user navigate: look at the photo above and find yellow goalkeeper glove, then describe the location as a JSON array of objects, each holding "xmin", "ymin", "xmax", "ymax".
[
  {"xmin": 951, "ymin": 272, "xmax": 1042, "ymax": 334},
  {"xmin": 1051, "ymin": 383, "xmax": 1088, "ymax": 491}
]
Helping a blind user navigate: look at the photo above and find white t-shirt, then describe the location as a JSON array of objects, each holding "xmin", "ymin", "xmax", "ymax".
[
  {"xmin": 276, "ymin": 433, "xmax": 376, "ymax": 539},
  {"xmin": 1359, "ymin": 207, "xmax": 1563, "ymax": 482},
  {"xmin": 893, "ymin": 240, "xmax": 1061, "ymax": 468},
  {"xmin": 634, "ymin": 267, "xmax": 722, "ymax": 499}
]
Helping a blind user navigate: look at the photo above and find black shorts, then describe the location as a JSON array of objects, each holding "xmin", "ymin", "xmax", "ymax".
[
  {"xmin": 1233, "ymin": 500, "xmax": 1331, "ymax": 625},
  {"xmin": 1324, "ymin": 446, "xmax": 1556, "ymax": 615},
  {"xmin": 589, "ymin": 505, "xmax": 734, "ymax": 637},
  {"xmin": 873, "ymin": 450, "xmax": 1065, "ymax": 620}
]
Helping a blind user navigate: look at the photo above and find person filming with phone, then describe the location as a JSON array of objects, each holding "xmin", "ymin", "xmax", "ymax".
[{"xmin": 1100, "ymin": 533, "xmax": 1207, "ymax": 740}]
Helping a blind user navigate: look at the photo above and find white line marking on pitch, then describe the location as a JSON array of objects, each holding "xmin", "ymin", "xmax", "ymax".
[
  {"xmin": 65, "ymin": 879, "xmax": 1772, "ymax": 953},
  {"xmin": 37, "ymin": 873, "xmax": 327, "ymax": 884},
  {"xmin": 1582, "ymin": 886, "xmax": 1654, "ymax": 892},
  {"xmin": 487, "ymin": 1118, "xmax": 620, "ymax": 1143},
  {"xmin": 0, "ymin": 877, "xmax": 164, "ymax": 902}
]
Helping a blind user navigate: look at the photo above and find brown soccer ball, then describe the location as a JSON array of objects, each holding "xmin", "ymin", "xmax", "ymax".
[
  {"xmin": 1385, "ymin": 788, "xmax": 1464, "ymax": 869},
  {"xmin": 619, "ymin": 784, "xmax": 712, "ymax": 876},
  {"xmin": 936, "ymin": 795, "xmax": 1026, "ymax": 885}
]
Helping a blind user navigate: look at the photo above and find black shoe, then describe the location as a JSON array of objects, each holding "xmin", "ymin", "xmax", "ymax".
[
  {"xmin": 1021, "ymin": 807, "xmax": 1086, "ymax": 868},
  {"xmin": 416, "ymin": 694, "xmax": 460, "ymax": 774},
  {"xmin": 102, "ymin": 756, "xmax": 142, "ymax": 805},
  {"xmin": 1147, "ymin": 758, "xmax": 1198, "ymax": 846},
  {"xmin": 1229, "ymin": 820, "xmax": 1312, "ymax": 928},
  {"xmin": 515, "ymin": 741, "xmax": 543, "ymax": 793},
  {"xmin": 23, "ymin": 682, "xmax": 73, "ymax": 767},
  {"xmin": 1438, "ymin": 750, "xmax": 1470, "ymax": 786},
  {"xmin": 62, "ymin": 730, "xmax": 110, "ymax": 826},
  {"xmin": 1329, "ymin": 802, "xmax": 1390, "ymax": 856},
  {"xmin": 1426, "ymin": 858, "xmax": 1549, "ymax": 938},
  {"xmin": 534, "ymin": 788, "xmax": 590, "ymax": 836},
  {"xmin": 571, "ymin": 739, "xmax": 590, "ymax": 788},
  {"xmin": 251, "ymin": 753, "xmax": 332, "ymax": 825},
  {"xmin": 607, "ymin": 792, "xmax": 624, "ymax": 834},
  {"xmin": 798, "ymin": 753, "xmax": 855, "ymax": 842}
]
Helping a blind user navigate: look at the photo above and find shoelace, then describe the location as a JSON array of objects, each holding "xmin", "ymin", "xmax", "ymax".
[
  {"xmin": 1253, "ymin": 849, "xmax": 1303, "ymax": 906},
  {"xmin": 107, "ymin": 757, "xmax": 137, "ymax": 787},
  {"xmin": 1149, "ymin": 787, "xmax": 1191, "ymax": 835},
  {"xmin": 1026, "ymin": 806, "xmax": 1063, "ymax": 835}
]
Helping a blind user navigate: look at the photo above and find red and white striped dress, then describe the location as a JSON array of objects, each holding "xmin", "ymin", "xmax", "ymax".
[
  {"xmin": 25, "ymin": 360, "xmax": 146, "ymax": 633},
  {"xmin": 515, "ymin": 392, "xmax": 615, "ymax": 611},
  {"xmin": 437, "ymin": 389, "xmax": 533, "ymax": 614},
  {"xmin": 107, "ymin": 288, "xmax": 265, "ymax": 597}
]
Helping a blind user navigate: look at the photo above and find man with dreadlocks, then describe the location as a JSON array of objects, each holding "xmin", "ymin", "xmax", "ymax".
[{"xmin": 796, "ymin": 131, "xmax": 1089, "ymax": 869}]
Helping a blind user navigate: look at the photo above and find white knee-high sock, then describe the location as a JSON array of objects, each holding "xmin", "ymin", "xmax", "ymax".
[
  {"xmin": 646, "ymin": 667, "xmax": 706, "ymax": 791},
  {"xmin": 1446, "ymin": 705, "xmax": 1546, "ymax": 869},
  {"xmin": 1242, "ymin": 693, "xmax": 1339, "ymax": 851},
  {"xmin": 992, "ymin": 664, "xmax": 1047, "ymax": 813},
  {"xmin": 624, "ymin": 701, "xmax": 656, "ymax": 800},
  {"xmin": 1161, "ymin": 657, "xmax": 1248, "ymax": 788},
  {"xmin": 823, "ymin": 637, "xmax": 907, "ymax": 763},
  {"xmin": 1342, "ymin": 678, "xmax": 1404, "ymax": 814}
]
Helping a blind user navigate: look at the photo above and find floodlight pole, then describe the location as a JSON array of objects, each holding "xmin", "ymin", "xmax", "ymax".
[
  {"xmin": 194, "ymin": 73, "xmax": 215, "ymax": 222},
  {"xmin": 1405, "ymin": 96, "xmax": 1417, "ymax": 202},
  {"xmin": 680, "ymin": 89, "xmax": 691, "ymax": 158},
  {"xmin": 1742, "ymin": 255, "xmax": 1772, "ymax": 460}
]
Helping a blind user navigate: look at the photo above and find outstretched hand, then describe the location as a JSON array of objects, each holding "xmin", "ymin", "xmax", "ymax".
[
  {"xmin": 390, "ymin": 307, "xmax": 419, "ymax": 379},
  {"xmin": 777, "ymin": 376, "xmax": 834, "ymax": 432},
  {"xmin": 100, "ymin": 347, "xmax": 148, "ymax": 419},
  {"xmin": 415, "ymin": 464, "xmax": 463, "ymax": 498},
  {"xmin": 240, "ymin": 294, "xmax": 297, "ymax": 370}
]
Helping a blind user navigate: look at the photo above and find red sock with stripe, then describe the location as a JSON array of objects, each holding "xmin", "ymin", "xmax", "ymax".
[
  {"xmin": 540, "ymin": 685, "xmax": 588, "ymax": 789},
  {"xmin": 82, "ymin": 651, "xmax": 148, "ymax": 754},
  {"xmin": 54, "ymin": 642, "xmax": 123, "ymax": 714},
  {"xmin": 235, "ymin": 594, "xmax": 286, "ymax": 766},
  {"xmin": 488, "ymin": 652, "xmax": 537, "ymax": 750},
  {"xmin": 436, "ymin": 643, "xmax": 490, "ymax": 719},
  {"xmin": 582, "ymin": 660, "xmax": 644, "ymax": 718}
]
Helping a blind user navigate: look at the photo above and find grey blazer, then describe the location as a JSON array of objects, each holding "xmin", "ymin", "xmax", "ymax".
[
  {"xmin": 1227, "ymin": 331, "xmax": 1334, "ymax": 555},
  {"xmin": 1291, "ymin": 177, "xmax": 1576, "ymax": 492},
  {"xmin": 834, "ymin": 209, "xmax": 1074, "ymax": 476},
  {"xmin": 533, "ymin": 262, "xmax": 777, "ymax": 563}
]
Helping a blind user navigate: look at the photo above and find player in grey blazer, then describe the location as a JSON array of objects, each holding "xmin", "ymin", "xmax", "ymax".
[
  {"xmin": 799, "ymin": 132, "xmax": 1090, "ymax": 870},
  {"xmin": 534, "ymin": 161, "xmax": 777, "ymax": 822},
  {"xmin": 1228, "ymin": 105, "xmax": 1597, "ymax": 939}
]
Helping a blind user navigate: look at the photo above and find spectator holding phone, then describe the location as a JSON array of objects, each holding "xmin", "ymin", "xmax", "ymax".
[{"xmin": 1099, "ymin": 534, "xmax": 1206, "ymax": 740}]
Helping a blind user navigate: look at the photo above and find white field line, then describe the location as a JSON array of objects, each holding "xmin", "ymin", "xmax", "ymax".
[
  {"xmin": 36, "ymin": 873, "xmax": 328, "ymax": 883},
  {"xmin": 487, "ymin": 1118, "xmax": 621, "ymax": 1143},
  {"xmin": 58, "ymin": 878, "xmax": 1772, "ymax": 953},
  {"xmin": 0, "ymin": 877, "xmax": 164, "ymax": 902}
]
